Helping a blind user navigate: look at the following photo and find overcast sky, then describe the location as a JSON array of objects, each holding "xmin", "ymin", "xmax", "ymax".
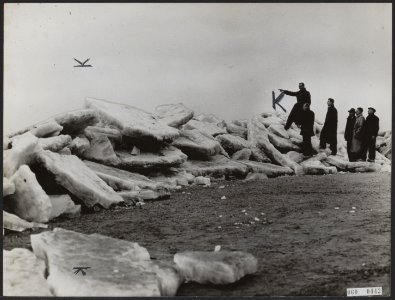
[{"xmin": 4, "ymin": 3, "xmax": 392, "ymax": 134}]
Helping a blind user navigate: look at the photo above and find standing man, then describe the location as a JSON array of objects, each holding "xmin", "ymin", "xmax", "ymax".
[
  {"xmin": 279, "ymin": 82, "xmax": 311, "ymax": 130},
  {"xmin": 319, "ymin": 98, "xmax": 338, "ymax": 155},
  {"xmin": 344, "ymin": 108, "xmax": 356, "ymax": 161},
  {"xmin": 350, "ymin": 107, "xmax": 366, "ymax": 161},
  {"xmin": 300, "ymin": 102, "xmax": 315, "ymax": 157},
  {"xmin": 364, "ymin": 107, "xmax": 380, "ymax": 162}
]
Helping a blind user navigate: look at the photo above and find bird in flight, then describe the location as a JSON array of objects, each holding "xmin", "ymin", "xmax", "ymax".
[
  {"xmin": 73, "ymin": 58, "xmax": 92, "ymax": 67},
  {"xmin": 73, "ymin": 267, "xmax": 91, "ymax": 275}
]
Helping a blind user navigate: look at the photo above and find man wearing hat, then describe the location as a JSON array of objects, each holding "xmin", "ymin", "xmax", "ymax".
[
  {"xmin": 344, "ymin": 108, "xmax": 356, "ymax": 161},
  {"xmin": 364, "ymin": 107, "xmax": 380, "ymax": 162}
]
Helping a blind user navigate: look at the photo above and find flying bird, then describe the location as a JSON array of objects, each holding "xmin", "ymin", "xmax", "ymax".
[
  {"xmin": 73, "ymin": 267, "xmax": 91, "ymax": 275},
  {"xmin": 73, "ymin": 58, "xmax": 92, "ymax": 67}
]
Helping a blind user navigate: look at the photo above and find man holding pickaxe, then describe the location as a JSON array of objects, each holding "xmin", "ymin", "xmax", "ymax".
[{"xmin": 279, "ymin": 82, "xmax": 311, "ymax": 130}]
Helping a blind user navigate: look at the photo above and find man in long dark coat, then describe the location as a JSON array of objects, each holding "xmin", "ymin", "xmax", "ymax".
[
  {"xmin": 300, "ymin": 102, "xmax": 315, "ymax": 157},
  {"xmin": 279, "ymin": 82, "xmax": 311, "ymax": 130},
  {"xmin": 319, "ymin": 98, "xmax": 338, "ymax": 155},
  {"xmin": 344, "ymin": 108, "xmax": 356, "ymax": 161},
  {"xmin": 364, "ymin": 107, "xmax": 380, "ymax": 162}
]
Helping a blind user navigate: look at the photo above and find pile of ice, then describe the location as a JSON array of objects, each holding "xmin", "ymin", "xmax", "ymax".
[
  {"xmin": 3, "ymin": 98, "xmax": 391, "ymax": 296},
  {"xmin": 3, "ymin": 98, "xmax": 391, "ymax": 232}
]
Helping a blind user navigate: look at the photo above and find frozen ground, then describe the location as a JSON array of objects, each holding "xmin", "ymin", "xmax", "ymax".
[{"xmin": 3, "ymin": 172, "xmax": 391, "ymax": 296}]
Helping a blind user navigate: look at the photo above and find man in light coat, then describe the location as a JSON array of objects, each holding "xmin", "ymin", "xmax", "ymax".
[{"xmin": 350, "ymin": 107, "xmax": 366, "ymax": 161}]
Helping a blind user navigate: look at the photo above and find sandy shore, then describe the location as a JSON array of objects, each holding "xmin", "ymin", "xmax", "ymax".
[{"xmin": 3, "ymin": 172, "xmax": 391, "ymax": 296}]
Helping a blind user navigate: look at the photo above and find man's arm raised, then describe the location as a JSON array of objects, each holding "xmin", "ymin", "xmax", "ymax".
[{"xmin": 279, "ymin": 89, "xmax": 298, "ymax": 96}]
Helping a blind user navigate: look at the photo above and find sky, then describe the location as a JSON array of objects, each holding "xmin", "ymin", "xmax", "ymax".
[{"xmin": 4, "ymin": 3, "xmax": 392, "ymax": 135}]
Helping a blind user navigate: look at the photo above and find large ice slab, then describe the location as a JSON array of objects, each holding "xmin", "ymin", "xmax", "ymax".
[
  {"xmin": 174, "ymin": 250, "xmax": 258, "ymax": 285},
  {"xmin": 148, "ymin": 169, "xmax": 195, "ymax": 188},
  {"xmin": 301, "ymin": 160, "xmax": 337, "ymax": 175},
  {"xmin": 232, "ymin": 148, "xmax": 252, "ymax": 160},
  {"xmin": 172, "ymin": 129, "xmax": 222, "ymax": 157},
  {"xmin": 38, "ymin": 135, "xmax": 72, "ymax": 152},
  {"xmin": 268, "ymin": 132, "xmax": 300, "ymax": 152},
  {"xmin": 259, "ymin": 115, "xmax": 285, "ymax": 127},
  {"xmin": 118, "ymin": 189, "xmax": 170, "ymax": 201},
  {"xmin": 81, "ymin": 135, "xmax": 121, "ymax": 166},
  {"xmin": 83, "ymin": 160, "xmax": 169, "ymax": 191},
  {"xmin": 250, "ymin": 147, "xmax": 272, "ymax": 163},
  {"xmin": 3, "ymin": 211, "xmax": 48, "ymax": 232},
  {"xmin": 324, "ymin": 155, "xmax": 350, "ymax": 171},
  {"xmin": 287, "ymin": 128, "xmax": 303, "ymax": 143},
  {"xmin": 116, "ymin": 146, "xmax": 187, "ymax": 170},
  {"xmin": 37, "ymin": 150, "xmax": 123, "ymax": 208},
  {"xmin": 226, "ymin": 123, "xmax": 247, "ymax": 139},
  {"xmin": 376, "ymin": 151, "xmax": 391, "ymax": 165},
  {"xmin": 193, "ymin": 113, "xmax": 226, "ymax": 127},
  {"xmin": 49, "ymin": 194, "xmax": 81, "ymax": 220},
  {"xmin": 31, "ymin": 228, "xmax": 183, "ymax": 296},
  {"xmin": 183, "ymin": 119, "xmax": 227, "ymax": 137},
  {"xmin": 85, "ymin": 97, "xmax": 179, "ymax": 143},
  {"xmin": 348, "ymin": 161, "xmax": 383, "ymax": 172},
  {"xmin": 3, "ymin": 248, "xmax": 53, "ymax": 296},
  {"xmin": 178, "ymin": 155, "xmax": 248, "ymax": 178},
  {"xmin": 216, "ymin": 134, "xmax": 251, "ymax": 155},
  {"xmin": 248, "ymin": 116, "xmax": 302, "ymax": 173},
  {"xmin": 286, "ymin": 151, "xmax": 304, "ymax": 163},
  {"xmin": 83, "ymin": 125, "xmax": 122, "ymax": 146},
  {"xmin": 7, "ymin": 109, "xmax": 98, "ymax": 138},
  {"xmin": 3, "ymin": 132, "xmax": 39, "ymax": 178},
  {"xmin": 9, "ymin": 165, "xmax": 52, "ymax": 223},
  {"xmin": 30, "ymin": 119, "xmax": 63, "ymax": 138},
  {"xmin": 54, "ymin": 109, "xmax": 99, "ymax": 135},
  {"xmin": 239, "ymin": 160, "xmax": 294, "ymax": 177},
  {"xmin": 324, "ymin": 155, "xmax": 383, "ymax": 172},
  {"xmin": 268, "ymin": 124, "xmax": 290, "ymax": 139},
  {"xmin": 154, "ymin": 103, "xmax": 194, "ymax": 128},
  {"xmin": 3, "ymin": 177, "xmax": 15, "ymax": 196},
  {"xmin": 68, "ymin": 136, "xmax": 90, "ymax": 156}
]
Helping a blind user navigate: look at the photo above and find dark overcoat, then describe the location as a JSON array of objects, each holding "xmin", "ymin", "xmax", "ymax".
[
  {"xmin": 300, "ymin": 110, "xmax": 315, "ymax": 137},
  {"xmin": 364, "ymin": 114, "xmax": 379, "ymax": 138},
  {"xmin": 344, "ymin": 115, "xmax": 356, "ymax": 141},
  {"xmin": 320, "ymin": 106, "xmax": 338, "ymax": 143}
]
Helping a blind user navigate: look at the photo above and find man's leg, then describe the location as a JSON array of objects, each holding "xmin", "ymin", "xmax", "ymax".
[
  {"xmin": 361, "ymin": 140, "xmax": 368, "ymax": 161},
  {"xmin": 330, "ymin": 137, "xmax": 337, "ymax": 156},
  {"xmin": 319, "ymin": 138, "xmax": 326, "ymax": 150},
  {"xmin": 346, "ymin": 140, "xmax": 352, "ymax": 161},
  {"xmin": 284, "ymin": 105, "xmax": 297, "ymax": 130},
  {"xmin": 306, "ymin": 136, "xmax": 313, "ymax": 156},
  {"xmin": 330, "ymin": 143, "xmax": 337, "ymax": 155},
  {"xmin": 302, "ymin": 135, "xmax": 312, "ymax": 156},
  {"xmin": 347, "ymin": 141, "xmax": 355, "ymax": 161},
  {"xmin": 357, "ymin": 140, "xmax": 367, "ymax": 161},
  {"xmin": 368, "ymin": 137, "xmax": 376, "ymax": 161},
  {"xmin": 294, "ymin": 107, "xmax": 302, "ymax": 127}
]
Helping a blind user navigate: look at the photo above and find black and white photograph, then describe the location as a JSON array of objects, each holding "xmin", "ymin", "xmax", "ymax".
[{"xmin": 2, "ymin": 2, "xmax": 392, "ymax": 297}]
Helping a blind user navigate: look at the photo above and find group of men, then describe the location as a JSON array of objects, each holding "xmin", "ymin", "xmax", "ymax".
[{"xmin": 279, "ymin": 83, "xmax": 380, "ymax": 162}]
